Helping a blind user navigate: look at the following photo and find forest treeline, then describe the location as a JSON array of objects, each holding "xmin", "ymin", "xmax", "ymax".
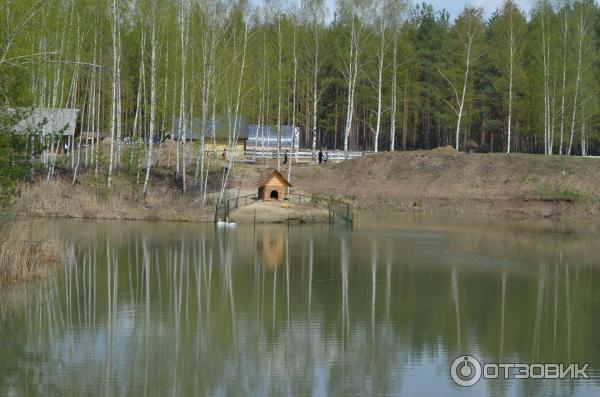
[{"xmin": 1, "ymin": 0, "xmax": 599, "ymax": 194}]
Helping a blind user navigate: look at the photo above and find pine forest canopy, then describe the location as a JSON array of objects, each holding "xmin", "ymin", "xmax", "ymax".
[{"xmin": 1, "ymin": 0, "xmax": 599, "ymax": 163}]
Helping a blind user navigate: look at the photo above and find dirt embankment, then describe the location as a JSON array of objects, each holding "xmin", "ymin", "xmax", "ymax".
[
  {"xmin": 12, "ymin": 150, "xmax": 600, "ymax": 222},
  {"xmin": 291, "ymin": 151, "xmax": 600, "ymax": 220}
]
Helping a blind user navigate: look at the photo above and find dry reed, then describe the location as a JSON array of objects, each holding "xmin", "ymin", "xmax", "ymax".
[
  {"xmin": 0, "ymin": 220, "xmax": 65, "ymax": 284},
  {"xmin": 18, "ymin": 176, "xmax": 214, "ymax": 222}
]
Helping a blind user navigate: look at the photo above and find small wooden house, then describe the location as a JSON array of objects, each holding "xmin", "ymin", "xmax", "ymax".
[{"xmin": 257, "ymin": 169, "xmax": 292, "ymax": 202}]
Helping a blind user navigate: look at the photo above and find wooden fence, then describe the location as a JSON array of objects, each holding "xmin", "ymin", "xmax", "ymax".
[{"xmin": 244, "ymin": 149, "xmax": 371, "ymax": 163}]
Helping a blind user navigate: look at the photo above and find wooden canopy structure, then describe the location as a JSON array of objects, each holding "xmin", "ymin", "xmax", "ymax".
[{"xmin": 256, "ymin": 169, "xmax": 292, "ymax": 202}]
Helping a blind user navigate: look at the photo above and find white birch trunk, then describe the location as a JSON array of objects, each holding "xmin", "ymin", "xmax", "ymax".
[
  {"xmin": 193, "ymin": 24, "xmax": 213, "ymax": 190},
  {"xmin": 541, "ymin": 4, "xmax": 549, "ymax": 155},
  {"xmin": 580, "ymin": 113, "xmax": 586, "ymax": 157},
  {"xmin": 343, "ymin": 17, "xmax": 360, "ymax": 159},
  {"xmin": 506, "ymin": 12, "xmax": 514, "ymax": 154},
  {"xmin": 559, "ymin": 11, "xmax": 569, "ymax": 155},
  {"xmin": 455, "ymin": 37, "xmax": 472, "ymax": 151},
  {"xmin": 276, "ymin": 17, "xmax": 282, "ymax": 171},
  {"xmin": 176, "ymin": 0, "xmax": 191, "ymax": 179},
  {"xmin": 309, "ymin": 2, "xmax": 323, "ymax": 158},
  {"xmin": 132, "ymin": 31, "xmax": 145, "ymax": 173},
  {"xmin": 567, "ymin": 9, "xmax": 585, "ymax": 156},
  {"xmin": 115, "ymin": 24, "xmax": 123, "ymax": 168},
  {"xmin": 218, "ymin": 19, "xmax": 248, "ymax": 206},
  {"xmin": 374, "ymin": 15, "xmax": 386, "ymax": 153},
  {"xmin": 95, "ymin": 48, "xmax": 102, "ymax": 178},
  {"xmin": 390, "ymin": 34, "xmax": 397, "ymax": 152},
  {"xmin": 311, "ymin": 50, "xmax": 319, "ymax": 157},
  {"xmin": 287, "ymin": 24, "xmax": 297, "ymax": 187},
  {"xmin": 108, "ymin": 0, "xmax": 118, "ymax": 187},
  {"xmin": 143, "ymin": 0, "xmax": 158, "ymax": 197}
]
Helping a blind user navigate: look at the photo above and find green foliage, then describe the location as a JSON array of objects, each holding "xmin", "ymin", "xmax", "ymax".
[
  {"xmin": 1, "ymin": 0, "xmax": 600, "ymax": 161},
  {"xmin": 0, "ymin": 109, "xmax": 42, "ymax": 203}
]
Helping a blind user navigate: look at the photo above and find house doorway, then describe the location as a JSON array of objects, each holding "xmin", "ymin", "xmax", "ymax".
[{"xmin": 270, "ymin": 190, "xmax": 279, "ymax": 200}]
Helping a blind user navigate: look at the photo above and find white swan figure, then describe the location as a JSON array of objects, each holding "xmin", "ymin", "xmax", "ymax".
[{"xmin": 217, "ymin": 218, "xmax": 227, "ymax": 226}]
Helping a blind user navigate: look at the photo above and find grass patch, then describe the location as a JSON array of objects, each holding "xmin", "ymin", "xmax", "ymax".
[{"xmin": 537, "ymin": 184, "xmax": 585, "ymax": 203}]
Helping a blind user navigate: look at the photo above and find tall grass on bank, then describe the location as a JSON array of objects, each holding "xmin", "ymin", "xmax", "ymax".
[
  {"xmin": 0, "ymin": 220, "xmax": 64, "ymax": 284},
  {"xmin": 18, "ymin": 175, "xmax": 214, "ymax": 222}
]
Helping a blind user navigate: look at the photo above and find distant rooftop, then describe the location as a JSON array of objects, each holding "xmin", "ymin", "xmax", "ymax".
[
  {"xmin": 172, "ymin": 117, "xmax": 248, "ymax": 140},
  {"xmin": 13, "ymin": 108, "xmax": 79, "ymax": 136}
]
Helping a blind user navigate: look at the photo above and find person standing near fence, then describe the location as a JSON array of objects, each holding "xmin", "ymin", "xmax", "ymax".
[{"xmin": 318, "ymin": 150, "xmax": 323, "ymax": 164}]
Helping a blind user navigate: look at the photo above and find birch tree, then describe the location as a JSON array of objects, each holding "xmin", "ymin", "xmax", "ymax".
[
  {"xmin": 539, "ymin": 0, "xmax": 553, "ymax": 155},
  {"xmin": 107, "ymin": 0, "xmax": 121, "ymax": 187},
  {"xmin": 337, "ymin": 0, "xmax": 370, "ymax": 158},
  {"xmin": 4, "ymin": 0, "xmax": 600, "ymax": 173},
  {"xmin": 558, "ymin": 5, "xmax": 571, "ymax": 155},
  {"xmin": 302, "ymin": 0, "xmax": 326, "ymax": 158},
  {"xmin": 372, "ymin": 0, "xmax": 388, "ymax": 153},
  {"xmin": 567, "ymin": 3, "xmax": 587, "ymax": 156},
  {"xmin": 287, "ymin": 14, "xmax": 298, "ymax": 186},
  {"xmin": 440, "ymin": 6, "xmax": 483, "ymax": 151},
  {"xmin": 218, "ymin": 5, "xmax": 249, "ymax": 207},
  {"xmin": 193, "ymin": 0, "xmax": 224, "ymax": 196},
  {"xmin": 496, "ymin": 0, "xmax": 525, "ymax": 154},
  {"xmin": 142, "ymin": 0, "xmax": 159, "ymax": 196},
  {"xmin": 387, "ymin": 0, "xmax": 405, "ymax": 152},
  {"xmin": 176, "ymin": 0, "xmax": 191, "ymax": 189},
  {"xmin": 275, "ymin": 5, "xmax": 283, "ymax": 170}
]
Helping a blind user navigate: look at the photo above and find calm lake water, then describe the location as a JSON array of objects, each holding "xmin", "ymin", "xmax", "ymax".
[{"xmin": 1, "ymin": 214, "xmax": 600, "ymax": 396}]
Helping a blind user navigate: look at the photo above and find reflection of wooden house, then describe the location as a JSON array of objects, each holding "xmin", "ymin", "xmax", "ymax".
[
  {"xmin": 256, "ymin": 169, "xmax": 292, "ymax": 202},
  {"xmin": 256, "ymin": 229, "xmax": 284, "ymax": 269}
]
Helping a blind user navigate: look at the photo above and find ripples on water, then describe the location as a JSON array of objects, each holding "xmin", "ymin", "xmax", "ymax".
[{"xmin": 0, "ymin": 214, "xmax": 599, "ymax": 396}]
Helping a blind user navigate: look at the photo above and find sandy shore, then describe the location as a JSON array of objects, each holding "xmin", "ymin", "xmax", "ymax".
[{"xmin": 228, "ymin": 201, "xmax": 329, "ymax": 224}]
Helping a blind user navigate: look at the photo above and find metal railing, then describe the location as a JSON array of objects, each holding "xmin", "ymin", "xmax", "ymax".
[
  {"xmin": 214, "ymin": 191, "xmax": 353, "ymax": 228},
  {"xmin": 214, "ymin": 193, "xmax": 258, "ymax": 222},
  {"xmin": 287, "ymin": 193, "xmax": 353, "ymax": 227}
]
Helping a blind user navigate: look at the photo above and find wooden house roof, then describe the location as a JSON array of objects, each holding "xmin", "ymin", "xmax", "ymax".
[{"xmin": 256, "ymin": 169, "xmax": 292, "ymax": 188}]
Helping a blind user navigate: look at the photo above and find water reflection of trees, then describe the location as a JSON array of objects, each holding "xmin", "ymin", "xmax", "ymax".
[{"xmin": 0, "ymin": 220, "xmax": 598, "ymax": 395}]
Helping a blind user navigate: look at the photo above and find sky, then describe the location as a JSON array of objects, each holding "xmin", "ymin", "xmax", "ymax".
[
  {"xmin": 265, "ymin": 0, "xmax": 535, "ymax": 22},
  {"xmin": 430, "ymin": 0, "xmax": 533, "ymax": 19},
  {"xmin": 316, "ymin": 0, "xmax": 534, "ymax": 21}
]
